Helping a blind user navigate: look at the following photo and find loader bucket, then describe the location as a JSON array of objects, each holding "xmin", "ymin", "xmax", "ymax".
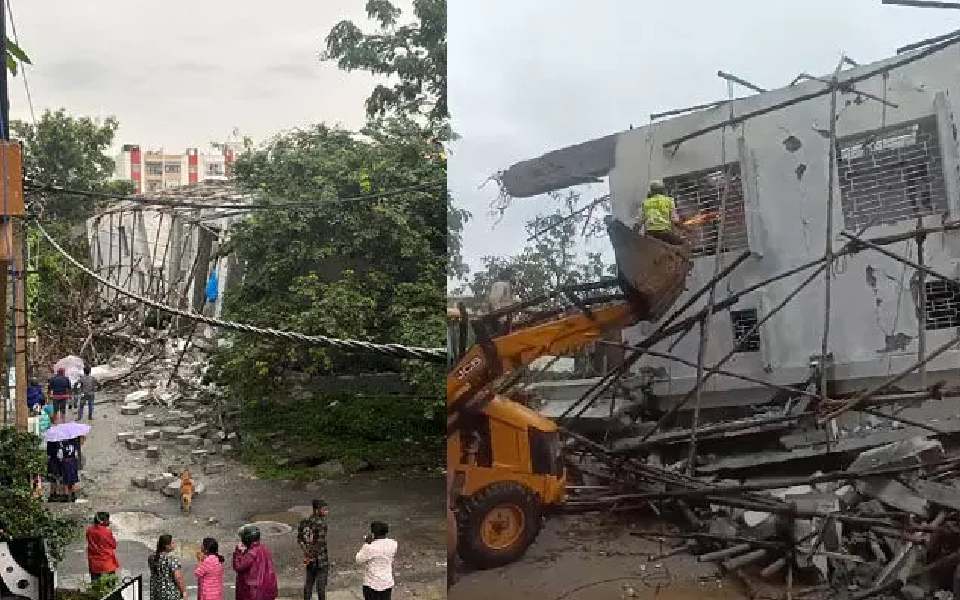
[{"xmin": 606, "ymin": 218, "xmax": 692, "ymax": 321}]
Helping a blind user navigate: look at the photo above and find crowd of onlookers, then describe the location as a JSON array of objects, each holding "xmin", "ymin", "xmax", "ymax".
[
  {"xmin": 26, "ymin": 365, "xmax": 99, "ymax": 502},
  {"xmin": 86, "ymin": 500, "xmax": 397, "ymax": 600}
]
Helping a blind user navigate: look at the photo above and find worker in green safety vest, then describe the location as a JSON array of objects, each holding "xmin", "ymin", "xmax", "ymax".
[{"xmin": 638, "ymin": 180, "xmax": 686, "ymax": 246}]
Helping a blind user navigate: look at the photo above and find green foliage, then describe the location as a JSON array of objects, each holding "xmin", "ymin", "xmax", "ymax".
[
  {"xmin": 87, "ymin": 573, "xmax": 119, "ymax": 598},
  {"xmin": 466, "ymin": 191, "xmax": 615, "ymax": 300},
  {"xmin": 0, "ymin": 428, "xmax": 79, "ymax": 563},
  {"xmin": 13, "ymin": 109, "xmax": 133, "ymax": 223},
  {"xmin": 14, "ymin": 110, "xmax": 133, "ymax": 359},
  {"xmin": 5, "ymin": 37, "xmax": 31, "ymax": 77},
  {"xmin": 322, "ymin": 0, "xmax": 468, "ymax": 277},
  {"xmin": 239, "ymin": 392, "xmax": 443, "ymax": 479},
  {"xmin": 210, "ymin": 117, "xmax": 445, "ymax": 408},
  {"xmin": 323, "ymin": 0, "xmax": 447, "ymax": 126}
]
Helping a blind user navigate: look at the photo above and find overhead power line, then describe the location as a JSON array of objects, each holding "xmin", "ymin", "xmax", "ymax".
[
  {"xmin": 24, "ymin": 179, "xmax": 446, "ymax": 211},
  {"xmin": 33, "ymin": 220, "xmax": 446, "ymax": 363}
]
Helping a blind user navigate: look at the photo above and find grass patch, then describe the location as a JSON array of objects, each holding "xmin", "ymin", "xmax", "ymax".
[{"xmin": 238, "ymin": 393, "xmax": 442, "ymax": 480}]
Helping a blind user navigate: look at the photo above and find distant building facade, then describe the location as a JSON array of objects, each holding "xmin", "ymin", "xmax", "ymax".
[{"xmin": 114, "ymin": 143, "xmax": 243, "ymax": 193}]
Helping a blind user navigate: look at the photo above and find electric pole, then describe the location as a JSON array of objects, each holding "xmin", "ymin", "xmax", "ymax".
[{"xmin": 0, "ymin": 0, "xmax": 27, "ymax": 431}]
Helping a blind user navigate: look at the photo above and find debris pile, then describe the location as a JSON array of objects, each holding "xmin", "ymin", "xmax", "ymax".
[{"xmin": 563, "ymin": 392, "xmax": 960, "ymax": 599}]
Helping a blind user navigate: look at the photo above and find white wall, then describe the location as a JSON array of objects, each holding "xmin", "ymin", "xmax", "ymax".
[{"xmin": 610, "ymin": 46, "xmax": 960, "ymax": 401}]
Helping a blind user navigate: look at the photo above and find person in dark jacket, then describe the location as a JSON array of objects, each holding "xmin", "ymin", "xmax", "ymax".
[
  {"xmin": 47, "ymin": 368, "xmax": 72, "ymax": 418},
  {"xmin": 86, "ymin": 512, "xmax": 119, "ymax": 582},
  {"xmin": 26, "ymin": 379, "xmax": 44, "ymax": 413}
]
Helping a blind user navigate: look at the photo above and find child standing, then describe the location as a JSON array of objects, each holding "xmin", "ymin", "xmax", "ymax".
[{"xmin": 194, "ymin": 538, "xmax": 224, "ymax": 600}]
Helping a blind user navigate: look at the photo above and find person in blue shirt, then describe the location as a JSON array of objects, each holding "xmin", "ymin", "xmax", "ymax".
[{"xmin": 27, "ymin": 378, "xmax": 44, "ymax": 413}]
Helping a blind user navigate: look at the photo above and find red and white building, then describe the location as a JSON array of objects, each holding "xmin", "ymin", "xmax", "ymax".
[{"xmin": 114, "ymin": 143, "xmax": 243, "ymax": 193}]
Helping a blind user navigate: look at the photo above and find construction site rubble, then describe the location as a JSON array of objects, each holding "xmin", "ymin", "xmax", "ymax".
[{"xmin": 560, "ymin": 391, "xmax": 960, "ymax": 599}]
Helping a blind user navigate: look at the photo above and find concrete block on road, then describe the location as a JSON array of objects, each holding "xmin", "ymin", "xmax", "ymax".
[
  {"xmin": 124, "ymin": 438, "xmax": 147, "ymax": 451},
  {"xmin": 204, "ymin": 462, "xmax": 226, "ymax": 475},
  {"xmin": 146, "ymin": 446, "xmax": 161, "ymax": 459},
  {"xmin": 190, "ymin": 449, "xmax": 208, "ymax": 464},
  {"xmin": 176, "ymin": 434, "xmax": 202, "ymax": 447},
  {"xmin": 147, "ymin": 474, "xmax": 174, "ymax": 491},
  {"xmin": 120, "ymin": 403, "xmax": 143, "ymax": 416},
  {"xmin": 160, "ymin": 426, "xmax": 184, "ymax": 440},
  {"xmin": 131, "ymin": 475, "xmax": 148, "ymax": 488},
  {"xmin": 117, "ymin": 432, "xmax": 136, "ymax": 442},
  {"xmin": 183, "ymin": 423, "xmax": 209, "ymax": 437},
  {"xmin": 144, "ymin": 429, "xmax": 161, "ymax": 440},
  {"xmin": 144, "ymin": 415, "xmax": 166, "ymax": 427}
]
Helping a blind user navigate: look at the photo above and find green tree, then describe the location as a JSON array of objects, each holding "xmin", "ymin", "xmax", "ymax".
[
  {"xmin": 467, "ymin": 191, "xmax": 614, "ymax": 301},
  {"xmin": 212, "ymin": 117, "xmax": 445, "ymax": 401},
  {"xmin": 13, "ymin": 109, "xmax": 133, "ymax": 362},
  {"xmin": 323, "ymin": 0, "xmax": 446, "ymax": 126},
  {"xmin": 323, "ymin": 0, "xmax": 468, "ymax": 278},
  {"xmin": 209, "ymin": 118, "xmax": 445, "ymax": 470},
  {"xmin": 0, "ymin": 428, "xmax": 77, "ymax": 562}
]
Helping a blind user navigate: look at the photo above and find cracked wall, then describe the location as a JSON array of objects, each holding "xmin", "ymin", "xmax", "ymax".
[{"xmin": 604, "ymin": 47, "xmax": 960, "ymax": 400}]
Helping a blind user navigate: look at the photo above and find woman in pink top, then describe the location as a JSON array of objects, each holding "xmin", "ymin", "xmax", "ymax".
[{"xmin": 194, "ymin": 538, "xmax": 225, "ymax": 600}]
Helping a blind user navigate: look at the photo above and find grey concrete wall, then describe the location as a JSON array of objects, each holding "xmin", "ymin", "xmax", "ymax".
[{"xmin": 602, "ymin": 46, "xmax": 960, "ymax": 399}]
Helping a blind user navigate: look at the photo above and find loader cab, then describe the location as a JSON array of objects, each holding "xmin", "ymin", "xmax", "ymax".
[{"xmin": 449, "ymin": 395, "xmax": 566, "ymax": 568}]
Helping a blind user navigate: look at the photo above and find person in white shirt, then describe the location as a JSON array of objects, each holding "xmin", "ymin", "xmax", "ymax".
[{"xmin": 354, "ymin": 521, "xmax": 397, "ymax": 600}]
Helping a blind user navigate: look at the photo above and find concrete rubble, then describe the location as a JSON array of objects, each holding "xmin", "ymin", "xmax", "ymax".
[
  {"xmin": 93, "ymin": 326, "xmax": 238, "ymax": 507},
  {"xmin": 564, "ymin": 392, "xmax": 960, "ymax": 599}
]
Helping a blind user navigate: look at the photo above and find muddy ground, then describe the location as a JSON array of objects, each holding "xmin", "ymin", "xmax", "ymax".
[
  {"xmin": 450, "ymin": 512, "xmax": 750, "ymax": 600},
  {"xmin": 49, "ymin": 394, "xmax": 446, "ymax": 600}
]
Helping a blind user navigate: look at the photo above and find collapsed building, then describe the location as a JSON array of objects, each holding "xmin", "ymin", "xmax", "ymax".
[
  {"xmin": 504, "ymin": 39, "xmax": 960, "ymax": 420},
  {"xmin": 85, "ymin": 180, "xmax": 250, "ymax": 321},
  {"xmin": 487, "ymin": 32, "xmax": 960, "ymax": 599}
]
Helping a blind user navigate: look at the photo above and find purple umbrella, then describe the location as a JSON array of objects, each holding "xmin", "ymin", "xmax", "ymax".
[{"xmin": 44, "ymin": 422, "xmax": 91, "ymax": 442}]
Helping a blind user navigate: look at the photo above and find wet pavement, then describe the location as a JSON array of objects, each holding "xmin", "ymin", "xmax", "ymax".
[
  {"xmin": 49, "ymin": 394, "xmax": 445, "ymax": 599},
  {"xmin": 449, "ymin": 513, "xmax": 749, "ymax": 600}
]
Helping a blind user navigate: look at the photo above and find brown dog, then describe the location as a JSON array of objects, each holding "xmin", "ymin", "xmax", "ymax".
[{"xmin": 180, "ymin": 470, "xmax": 194, "ymax": 514}]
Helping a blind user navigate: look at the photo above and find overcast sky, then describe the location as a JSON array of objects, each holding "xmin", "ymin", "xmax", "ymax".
[
  {"xmin": 7, "ymin": 1, "xmax": 387, "ymax": 153},
  {"xmin": 449, "ymin": 0, "xmax": 958, "ymax": 282}
]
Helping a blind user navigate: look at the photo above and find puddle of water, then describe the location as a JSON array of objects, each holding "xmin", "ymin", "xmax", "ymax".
[
  {"xmin": 248, "ymin": 510, "xmax": 305, "ymax": 526},
  {"xmin": 239, "ymin": 521, "xmax": 293, "ymax": 537}
]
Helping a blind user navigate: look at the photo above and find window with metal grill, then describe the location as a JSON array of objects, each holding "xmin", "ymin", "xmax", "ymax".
[
  {"xmin": 731, "ymin": 309, "xmax": 761, "ymax": 352},
  {"xmin": 924, "ymin": 280, "xmax": 960, "ymax": 330},
  {"xmin": 837, "ymin": 117, "xmax": 947, "ymax": 230},
  {"xmin": 663, "ymin": 163, "xmax": 747, "ymax": 257}
]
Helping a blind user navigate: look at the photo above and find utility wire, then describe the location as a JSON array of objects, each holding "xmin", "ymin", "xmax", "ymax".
[
  {"xmin": 24, "ymin": 179, "xmax": 445, "ymax": 211},
  {"xmin": 33, "ymin": 220, "xmax": 446, "ymax": 363},
  {"xmin": 5, "ymin": 0, "xmax": 33, "ymax": 126}
]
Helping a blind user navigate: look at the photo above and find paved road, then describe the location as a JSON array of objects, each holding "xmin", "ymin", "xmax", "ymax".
[
  {"xmin": 49, "ymin": 395, "xmax": 445, "ymax": 599},
  {"xmin": 449, "ymin": 513, "xmax": 746, "ymax": 600}
]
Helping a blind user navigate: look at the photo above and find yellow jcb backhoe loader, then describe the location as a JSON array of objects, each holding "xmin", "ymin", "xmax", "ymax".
[{"xmin": 447, "ymin": 217, "xmax": 693, "ymax": 570}]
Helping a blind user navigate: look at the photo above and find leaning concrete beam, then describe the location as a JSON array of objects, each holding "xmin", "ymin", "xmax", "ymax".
[{"xmin": 499, "ymin": 134, "xmax": 619, "ymax": 198}]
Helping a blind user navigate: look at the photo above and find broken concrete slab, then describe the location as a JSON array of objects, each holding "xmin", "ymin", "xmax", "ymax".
[
  {"xmin": 190, "ymin": 449, "xmax": 208, "ymax": 464},
  {"xmin": 856, "ymin": 478, "xmax": 928, "ymax": 517},
  {"xmin": 160, "ymin": 426, "xmax": 184, "ymax": 440},
  {"xmin": 204, "ymin": 462, "xmax": 225, "ymax": 475},
  {"xmin": 120, "ymin": 404, "xmax": 143, "ymax": 416},
  {"xmin": 175, "ymin": 434, "xmax": 201, "ymax": 447},
  {"xmin": 144, "ymin": 430, "xmax": 161, "ymax": 440},
  {"xmin": 909, "ymin": 479, "xmax": 960, "ymax": 511},
  {"xmin": 183, "ymin": 423, "xmax": 209, "ymax": 437},
  {"xmin": 124, "ymin": 438, "xmax": 147, "ymax": 451},
  {"xmin": 848, "ymin": 436, "xmax": 943, "ymax": 472},
  {"xmin": 131, "ymin": 475, "xmax": 148, "ymax": 488},
  {"xmin": 143, "ymin": 415, "xmax": 166, "ymax": 427},
  {"xmin": 117, "ymin": 432, "xmax": 136, "ymax": 442},
  {"xmin": 124, "ymin": 390, "xmax": 149, "ymax": 404},
  {"xmin": 146, "ymin": 446, "xmax": 160, "ymax": 459},
  {"xmin": 147, "ymin": 474, "xmax": 175, "ymax": 491}
]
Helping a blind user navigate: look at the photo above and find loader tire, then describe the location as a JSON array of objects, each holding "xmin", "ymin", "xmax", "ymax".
[{"xmin": 456, "ymin": 482, "xmax": 542, "ymax": 569}]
